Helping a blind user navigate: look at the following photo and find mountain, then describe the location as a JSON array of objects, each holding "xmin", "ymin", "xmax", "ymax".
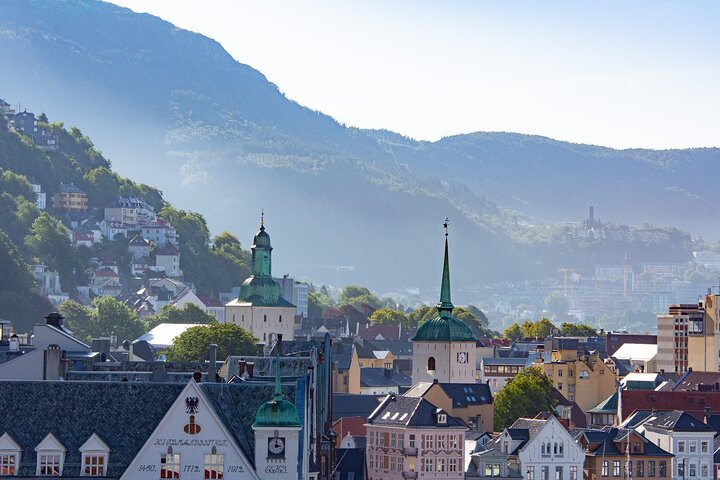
[{"xmin": 0, "ymin": 0, "xmax": 715, "ymax": 296}]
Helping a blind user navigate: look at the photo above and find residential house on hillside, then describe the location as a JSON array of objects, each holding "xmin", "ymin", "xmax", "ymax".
[
  {"xmin": 128, "ymin": 234, "xmax": 150, "ymax": 260},
  {"xmin": 0, "ymin": 98, "xmax": 14, "ymax": 115},
  {"xmin": 154, "ymin": 243, "xmax": 181, "ymax": 278},
  {"xmin": 99, "ymin": 219, "xmax": 127, "ymax": 239},
  {"xmin": 11, "ymin": 110, "xmax": 36, "ymax": 135},
  {"xmin": 104, "ymin": 196, "xmax": 156, "ymax": 227},
  {"xmin": 365, "ymin": 394, "xmax": 467, "ymax": 480},
  {"xmin": 28, "ymin": 177, "xmax": 46, "ymax": 210},
  {"xmin": 31, "ymin": 264, "xmax": 65, "ymax": 303},
  {"xmin": 467, "ymin": 415, "xmax": 584, "ymax": 480},
  {"xmin": 89, "ymin": 267, "xmax": 122, "ymax": 297},
  {"xmin": 52, "ymin": 182, "xmax": 88, "ymax": 212},
  {"xmin": 141, "ymin": 218, "xmax": 179, "ymax": 246}
]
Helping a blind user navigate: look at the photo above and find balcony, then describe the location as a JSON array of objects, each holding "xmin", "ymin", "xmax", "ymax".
[
  {"xmin": 402, "ymin": 471, "xmax": 418, "ymax": 479},
  {"xmin": 403, "ymin": 447, "xmax": 418, "ymax": 456}
]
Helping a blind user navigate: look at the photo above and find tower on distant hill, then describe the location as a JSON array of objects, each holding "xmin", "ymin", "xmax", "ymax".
[
  {"xmin": 411, "ymin": 220, "xmax": 477, "ymax": 385},
  {"xmin": 225, "ymin": 215, "xmax": 296, "ymax": 344}
]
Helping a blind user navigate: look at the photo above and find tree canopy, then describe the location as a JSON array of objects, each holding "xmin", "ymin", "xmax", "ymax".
[
  {"xmin": 60, "ymin": 297, "xmax": 146, "ymax": 344},
  {"xmin": 144, "ymin": 303, "xmax": 217, "ymax": 330},
  {"xmin": 164, "ymin": 323, "xmax": 257, "ymax": 361},
  {"xmin": 339, "ymin": 285, "xmax": 381, "ymax": 309},
  {"xmin": 368, "ymin": 308, "xmax": 410, "ymax": 328},
  {"xmin": 493, "ymin": 366, "xmax": 556, "ymax": 430}
]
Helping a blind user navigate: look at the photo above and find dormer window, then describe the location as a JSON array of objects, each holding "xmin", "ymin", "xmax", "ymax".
[
  {"xmin": 35, "ymin": 433, "xmax": 65, "ymax": 477},
  {"xmin": 0, "ymin": 432, "xmax": 21, "ymax": 477},
  {"xmin": 80, "ymin": 434, "xmax": 110, "ymax": 477},
  {"xmin": 437, "ymin": 413, "xmax": 447, "ymax": 425}
]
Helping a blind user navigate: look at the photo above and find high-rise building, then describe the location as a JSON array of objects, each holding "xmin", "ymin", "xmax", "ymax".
[{"xmin": 657, "ymin": 293, "xmax": 720, "ymax": 374}]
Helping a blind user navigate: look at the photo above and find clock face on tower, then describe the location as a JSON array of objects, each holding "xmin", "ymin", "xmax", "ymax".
[
  {"xmin": 268, "ymin": 436, "xmax": 286, "ymax": 458},
  {"xmin": 457, "ymin": 352, "xmax": 468, "ymax": 364}
]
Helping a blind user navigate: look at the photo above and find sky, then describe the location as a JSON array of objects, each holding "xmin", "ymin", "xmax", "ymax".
[{"xmin": 110, "ymin": 1, "xmax": 719, "ymax": 149}]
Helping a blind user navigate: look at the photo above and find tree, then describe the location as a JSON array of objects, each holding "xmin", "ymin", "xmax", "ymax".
[
  {"xmin": 165, "ymin": 323, "xmax": 257, "ymax": 361},
  {"xmin": 144, "ymin": 303, "xmax": 216, "ymax": 330},
  {"xmin": 62, "ymin": 297, "xmax": 146, "ymax": 344},
  {"xmin": 25, "ymin": 212, "xmax": 78, "ymax": 290},
  {"xmin": 521, "ymin": 318, "xmax": 557, "ymax": 339},
  {"xmin": 544, "ymin": 291, "xmax": 569, "ymax": 316},
  {"xmin": 559, "ymin": 322, "xmax": 598, "ymax": 337},
  {"xmin": 493, "ymin": 366, "xmax": 556, "ymax": 430},
  {"xmin": 339, "ymin": 285, "xmax": 381, "ymax": 309},
  {"xmin": 308, "ymin": 290, "xmax": 334, "ymax": 318},
  {"xmin": 369, "ymin": 308, "xmax": 409, "ymax": 327},
  {"xmin": 503, "ymin": 323, "xmax": 523, "ymax": 341},
  {"xmin": 60, "ymin": 300, "xmax": 93, "ymax": 336}
]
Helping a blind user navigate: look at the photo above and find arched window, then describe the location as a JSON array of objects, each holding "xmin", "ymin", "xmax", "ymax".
[
  {"xmin": 541, "ymin": 443, "xmax": 546, "ymax": 455},
  {"xmin": 264, "ymin": 315, "xmax": 267, "ymax": 322},
  {"xmin": 554, "ymin": 443, "xmax": 558, "ymax": 454},
  {"xmin": 427, "ymin": 357, "xmax": 436, "ymax": 371},
  {"xmin": 279, "ymin": 315, "xmax": 282, "ymax": 323},
  {"xmin": 559, "ymin": 443, "xmax": 564, "ymax": 456}
]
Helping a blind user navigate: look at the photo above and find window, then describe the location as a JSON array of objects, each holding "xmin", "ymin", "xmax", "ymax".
[
  {"xmin": 554, "ymin": 442, "xmax": 558, "ymax": 455},
  {"xmin": 647, "ymin": 461, "xmax": 655, "ymax": 477},
  {"xmin": 485, "ymin": 464, "xmax": 500, "ymax": 477},
  {"xmin": 690, "ymin": 440, "xmax": 697, "ymax": 453},
  {"xmin": 409, "ymin": 434, "xmax": 415, "ymax": 448},
  {"xmin": 423, "ymin": 458, "xmax": 433, "ymax": 472},
  {"xmin": 426, "ymin": 435, "xmax": 435, "ymax": 449},
  {"xmin": 527, "ymin": 466, "xmax": 535, "ymax": 480},
  {"xmin": 541, "ymin": 466, "xmax": 550, "ymax": 480},
  {"xmin": 569, "ymin": 370, "xmax": 574, "ymax": 377},
  {"xmin": 636, "ymin": 460, "xmax": 644, "ymax": 478},
  {"xmin": 279, "ymin": 315, "xmax": 282, "ymax": 323},
  {"xmin": 39, "ymin": 454, "xmax": 62, "ymax": 476},
  {"xmin": 555, "ymin": 466, "xmax": 563, "ymax": 480},
  {"xmin": 558, "ymin": 382, "xmax": 563, "ymax": 390},
  {"xmin": 437, "ymin": 413, "xmax": 447, "ymax": 425},
  {"xmin": 702, "ymin": 464, "xmax": 708, "ymax": 477},
  {"xmin": 82, "ymin": 455, "xmax": 105, "ymax": 477},
  {"xmin": 613, "ymin": 460, "xmax": 621, "ymax": 476},
  {"xmin": 569, "ymin": 466, "xmax": 577, "ymax": 480},
  {"xmin": 160, "ymin": 453, "xmax": 180, "ymax": 479},
  {"xmin": 558, "ymin": 369, "xmax": 563, "ymax": 377},
  {"xmin": 702, "ymin": 441, "xmax": 709, "ymax": 453},
  {"xmin": 0, "ymin": 454, "xmax": 17, "ymax": 476},
  {"xmin": 438, "ymin": 435, "xmax": 446, "ymax": 449},
  {"xmin": 436, "ymin": 458, "xmax": 445, "ymax": 472},
  {"xmin": 677, "ymin": 462, "xmax": 685, "ymax": 478},
  {"xmin": 263, "ymin": 315, "xmax": 267, "ymax": 322},
  {"xmin": 688, "ymin": 463, "xmax": 696, "ymax": 477},
  {"xmin": 369, "ymin": 454, "xmax": 374, "ymax": 469},
  {"xmin": 559, "ymin": 443, "xmax": 564, "ymax": 456},
  {"xmin": 580, "ymin": 370, "xmax": 589, "ymax": 379},
  {"xmin": 659, "ymin": 461, "xmax": 666, "ymax": 477},
  {"xmin": 427, "ymin": 357, "xmax": 436, "ymax": 371},
  {"xmin": 678, "ymin": 441, "xmax": 685, "ymax": 453}
]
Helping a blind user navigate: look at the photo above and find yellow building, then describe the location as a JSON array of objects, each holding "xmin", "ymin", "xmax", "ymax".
[
  {"xmin": 538, "ymin": 338, "xmax": 616, "ymax": 415},
  {"xmin": 51, "ymin": 182, "xmax": 88, "ymax": 212},
  {"xmin": 405, "ymin": 381, "xmax": 494, "ymax": 433}
]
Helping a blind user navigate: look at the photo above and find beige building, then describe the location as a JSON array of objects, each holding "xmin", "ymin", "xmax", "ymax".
[
  {"xmin": 539, "ymin": 338, "xmax": 616, "ymax": 415},
  {"xmin": 657, "ymin": 293, "xmax": 720, "ymax": 374},
  {"xmin": 411, "ymin": 235, "xmax": 477, "ymax": 385},
  {"xmin": 405, "ymin": 381, "xmax": 494, "ymax": 433},
  {"xmin": 225, "ymin": 222, "xmax": 295, "ymax": 345}
]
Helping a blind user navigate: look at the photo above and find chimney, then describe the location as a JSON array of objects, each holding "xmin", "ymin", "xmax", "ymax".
[
  {"xmin": 384, "ymin": 368, "xmax": 393, "ymax": 379},
  {"xmin": 246, "ymin": 362, "xmax": 255, "ymax": 378},
  {"xmin": 152, "ymin": 360, "xmax": 167, "ymax": 382},
  {"xmin": 43, "ymin": 345, "xmax": 62, "ymax": 380},
  {"xmin": 193, "ymin": 371, "xmax": 202, "ymax": 382},
  {"xmin": 705, "ymin": 407, "xmax": 712, "ymax": 424},
  {"xmin": 256, "ymin": 342, "xmax": 265, "ymax": 357},
  {"xmin": 208, "ymin": 344, "xmax": 218, "ymax": 383},
  {"xmin": 238, "ymin": 360, "xmax": 246, "ymax": 377},
  {"xmin": 276, "ymin": 334, "xmax": 283, "ymax": 357},
  {"xmin": 91, "ymin": 338, "xmax": 111, "ymax": 359},
  {"xmin": 45, "ymin": 312, "xmax": 64, "ymax": 329},
  {"xmin": 8, "ymin": 334, "xmax": 19, "ymax": 352}
]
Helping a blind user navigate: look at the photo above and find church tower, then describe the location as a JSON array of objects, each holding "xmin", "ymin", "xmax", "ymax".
[
  {"xmin": 252, "ymin": 349, "xmax": 302, "ymax": 480},
  {"xmin": 225, "ymin": 215, "xmax": 296, "ymax": 343},
  {"xmin": 411, "ymin": 221, "xmax": 477, "ymax": 385}
]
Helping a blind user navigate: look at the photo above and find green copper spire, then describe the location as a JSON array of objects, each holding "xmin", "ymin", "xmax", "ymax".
[
  {"xmin": 273, "ymin": 342, "xmax": 282, "ymax": 399},
  {"xmin": 437, "ymin": 218, "xmax": 454, "ymax": 318},
  {"xmin": 253, "ymin": 344, "xmax": 301, "ymax": 428}
]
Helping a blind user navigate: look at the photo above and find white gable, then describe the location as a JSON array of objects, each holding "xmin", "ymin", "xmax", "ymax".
[
  {"xmin": 79, "ymin": 433, "xmax": 110, "ymax": 453},
  {"xmin": 0, "ymin": 432, "xmax": 21, "ymax": 452},
  {"xmin": 35, "ymin": 433, "xmax": 66, "ymax": 452},
  {"xmin": 121, "ymin": 381, "xmax": 259, "ymax": 480}
]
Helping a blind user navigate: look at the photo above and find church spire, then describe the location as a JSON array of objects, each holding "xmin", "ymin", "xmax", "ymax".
[
  {"xmin": 437, "ymin": 218, "xmax": 454, "ymax": 318},
  {"xmin": 273, "ymin": 340, "xmax": 282, "ymax": 400}
]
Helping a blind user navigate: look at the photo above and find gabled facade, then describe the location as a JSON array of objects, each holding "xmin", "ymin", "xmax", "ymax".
[{"xmin": 405, "ymin": 381, "xmax": 494, "ymax": 433}]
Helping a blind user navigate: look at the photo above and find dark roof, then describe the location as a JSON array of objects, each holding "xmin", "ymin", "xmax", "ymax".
[
  {"xmin": 360, "ymin": 368, "xmax": 411, "ymax": 388},
  {"xmin": 588, "ymin": 392, "xmax": 618, "ymax": 414},
  {"xmin": 0, "ymin": 347, "xmax": 36, "ymax": 365},
  {"xmin": 436, "ymin": 383, "xmax": 493, "ymax": 407},
  {"xmin": 332, "ymin": 394, "xmax": 383, "ymax": 421},
  {"xmin": 644, "ymin": 410, "xmax": 715, "ymax": 433},
  {"xmin": 368, "ymin": 395, "xmax": 465, "ymax": 428},
  {"xmin": 507, "ymin": 418, "xmax": 546, "ymax": 439},
  {"xmin": 672, "ymin": 371, "xmax": 720, "ymax": 391},
  {"xmin": 199, "ymin": 382, "xmax": 296, "ymax": 467},
  {"xmin": 335, "ymin": 448, "xmax": 365, "ymax": 480},
  {"xmin": 0, "ymin": 381, "xmax": 184, "ymax": 478},
  {"xmin": 58, "ymin": 182, "xmax": 86, "ymax": 194},
  {"xmin": 482, "ymin": 357, "xmax": 532, "ymax": 366},
  {"xmin": 155, "ymin": 243, "xmax": 179, "ymax": 256},
  {"xmin": 582, "ymin": 428, "xmax": 673, "ymax": 458}
]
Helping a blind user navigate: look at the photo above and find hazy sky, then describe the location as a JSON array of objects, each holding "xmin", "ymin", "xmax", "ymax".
[{"xmin": 111, "ymin": 1, "xmax": 719, "ymax": 149}]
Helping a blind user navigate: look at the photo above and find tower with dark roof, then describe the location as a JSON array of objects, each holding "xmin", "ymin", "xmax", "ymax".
[{"xmin": 411, "ymin": 222, "xmax": 477, "ymax": 385}]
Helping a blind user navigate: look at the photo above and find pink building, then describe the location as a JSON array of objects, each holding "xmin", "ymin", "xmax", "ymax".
[{"xmin": 365, "ymin": 394, "xmax": 466, "ymax": 480}]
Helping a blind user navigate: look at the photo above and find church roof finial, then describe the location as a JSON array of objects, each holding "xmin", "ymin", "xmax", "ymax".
[
  {"xmin": 437, "ymin": 218, "xmax": 453, "ymax": 316},
  {"xmin": 260, "ymin": 209, "xmax": 265, "ymax": 229}
]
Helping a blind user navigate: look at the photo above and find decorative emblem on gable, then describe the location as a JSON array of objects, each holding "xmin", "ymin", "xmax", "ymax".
[{"xmin": 185, "ymin": 397, "xmax": 199, "ymax": 414}]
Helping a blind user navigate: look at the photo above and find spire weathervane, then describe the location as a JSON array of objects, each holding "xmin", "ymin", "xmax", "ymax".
[
  {"xmin": 443, "ymin": 217, "xmax": 449, "ymax": 237},
  {"xmin": 261, "ymin": 209, "xmax": 265, "ymax": 227}
]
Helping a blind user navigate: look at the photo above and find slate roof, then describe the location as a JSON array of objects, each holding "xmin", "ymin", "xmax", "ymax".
[
  {"xmin": 643, "ymin": 410, "xmax": 715, "ymax": 433},
  {"xmin": 367, "ymin": 395, "xmax": 465, "ymax": 428},
  {"xmin": 332, "ymin": 394, "xmax": 383, "ymax": 421},
  {"xmin": 588, "ymin": 392, "xmax": 618, "ymax": 414},
  {"xmin": 433, "ymin": 383, "xmax": 493, "ymax": 407},
  {"xmin": 581, "ymin": 428, "xmax": 673, "ymax": 458},
  {"xmin": 360, "ymin": 368, "xmax": 412, "ymax": 388},
  {"xmin": 335, "ymin": 448, "xmax": 365, "ymax": 480},
  {"xmin": 0, "ymin": 347, "xmax": 35, "ymax": 365},
  {"xmin": 671, "ymin": 371, "xmax": 720, "ymax": 391},
  {"xmin": 155, "ymin": 243, "xmax": 179, "ymax": 256},
  {"xmin": 0, "ymin": 381, "xmax": 184, "ymax": 478},
  {"xmin": 58, "ymin": 182, "xmax": 86, "ymax": 194},
  {"xmin": 199, "ymin": 382, "xmax": 296, "ymax": 468}
]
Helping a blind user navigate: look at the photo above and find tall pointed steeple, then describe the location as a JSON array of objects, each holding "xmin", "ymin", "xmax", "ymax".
[{"xmin": 437, "ymin": 219, "xmax": 454, "ymax": 318}]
